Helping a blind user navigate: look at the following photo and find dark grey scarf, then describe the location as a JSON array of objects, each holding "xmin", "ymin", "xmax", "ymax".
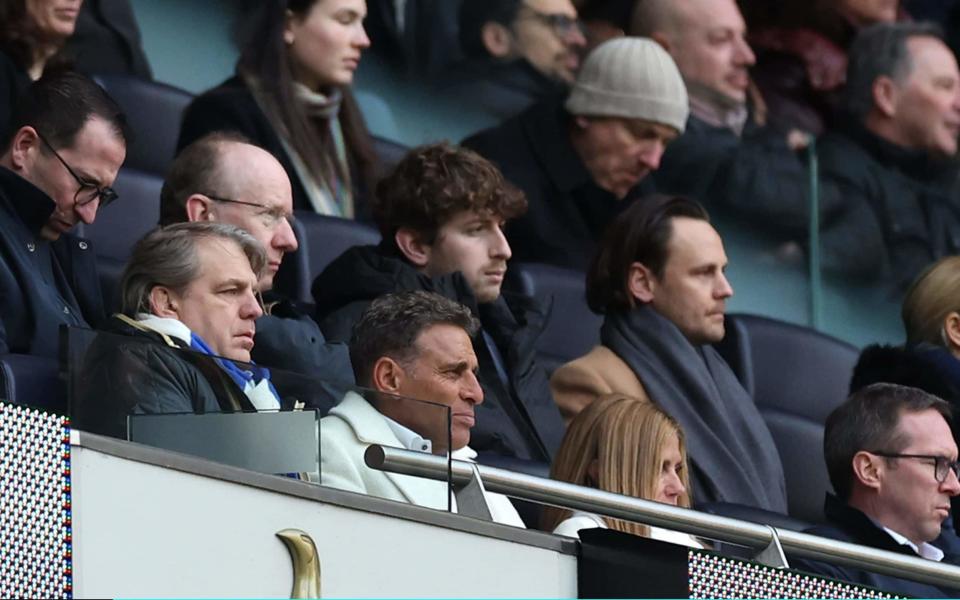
[{"xmin": 602, "ymin": 306, "xmax": 787, "ymax": 512}]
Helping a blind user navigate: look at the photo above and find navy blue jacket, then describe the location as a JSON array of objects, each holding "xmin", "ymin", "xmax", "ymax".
[
  {"xmin": 0, "ymin": 167, "xmax": 105, "ymax": 357},
  {"xmin": 791, "ymin": 494, "xmax": 960, "ymax": 598}
]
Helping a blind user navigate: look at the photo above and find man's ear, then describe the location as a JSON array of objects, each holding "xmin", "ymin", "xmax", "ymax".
[
  {"xmin": 852, "ymin": 451, "xmax": 883, "ymax": 492},
  {"xmin": 184, "ymin": 194, "xmax": 217, "ymax": 222},
  {"xmin": 481, "ymin": 22, "xmax": 514, "ymax": 58},
  {"xmin": 7, "ymin": 126, "xmax": 41, "ymax": 171},
  {"xmin": 395, "ymin": 228, "xmax": 432, "ymax": 268},
  {"xmin": 627, "ymin": 261, "xmax": 656, "ymax": 304},
  {"xmin": 649, "ymin": 31, "xmax": 671, "ymax": 52},
  {"xmin": 371, "ymin": 356, "xmax": 405, "ymax": 394},
  {"xmin": 148, "ymin": 286, "xmax": 180, "ymax": 319},
  {"xmin": 944, "ymin": 312, "xmax": 960, "ymax": 356},
  {"xmin": 872, "ymin": 75, "xmax": 899, "ymax": 118}
]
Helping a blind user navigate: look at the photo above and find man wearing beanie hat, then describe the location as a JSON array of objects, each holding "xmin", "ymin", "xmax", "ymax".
[
  {"xmin": 464, "ymin": 37, "xmax": 688, "ymax": 270},
  {"xmin": 630, "ymin": 0, "xmax": 811, "ymax": 254}
]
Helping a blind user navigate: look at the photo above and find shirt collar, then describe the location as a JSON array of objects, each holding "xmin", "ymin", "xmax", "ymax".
[
  {"xmin": 0, "ymin": 166, "xmax": 57, "ymax": 235},
  {"xmin": 382, "ymin": 414, "xmax": 433, "ymax": 453},
  {"xmin": 881, "ymin": 525, "xmax": 945, "ymax": 562}
]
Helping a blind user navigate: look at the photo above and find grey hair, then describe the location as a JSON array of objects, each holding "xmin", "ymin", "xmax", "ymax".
[
  {"xmin": 349, "ymin": 291, "xmax": 481, "ymax": 387},
  {"xmin": 120, "ymin": 221, "xmax": 267, "ymax": 317},
  {"xmin": 843, "ymin": 22, "xmax": 945, "ymax": 120},
  {"xmin": 824, "ymin": 383, "xmax": 952, "ymax": 501}
]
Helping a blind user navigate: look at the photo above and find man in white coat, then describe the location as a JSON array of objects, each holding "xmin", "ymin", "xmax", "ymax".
[{"xmin": 319, "ymin": 290, "xmax": 525, "ymax": 527}]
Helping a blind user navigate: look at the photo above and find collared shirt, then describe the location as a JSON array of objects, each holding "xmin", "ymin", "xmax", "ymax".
[
  {"xmin": 882, "ymin": 526, "xmax": 945, "ymax": 562},
  {"xmin": 382, "ymin": 414, "xmax": 432, "ymax": 453}
]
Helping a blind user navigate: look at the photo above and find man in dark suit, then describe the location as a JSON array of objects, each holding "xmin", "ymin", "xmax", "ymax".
[{"xmin": 0, "ymin": 71, "xmax": 127, "ymax": 357}]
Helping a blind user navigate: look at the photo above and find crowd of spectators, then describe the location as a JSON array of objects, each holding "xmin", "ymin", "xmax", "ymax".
[{"xmin": 6, "ymin": 0, "xmax": 960, "ymax": 595}]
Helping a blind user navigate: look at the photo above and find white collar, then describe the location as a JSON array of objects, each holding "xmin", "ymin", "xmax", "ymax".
[
  {"xmin": 382, "ymin": 415, "xmax": 433, "ymax": 453},
  {"xmin": 881, "ymin": 526, "xmax": 945, "ymax": 562},
  {"xmin": 135, "ymin": 313, "xmax": 192, "ymax": 346}
]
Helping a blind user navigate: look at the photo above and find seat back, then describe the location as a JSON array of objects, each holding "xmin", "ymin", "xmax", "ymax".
[
  {"xmin": 94, "ymin": 74, "xmax": 194, "ymax": 175},
  {"xmin": 506, "ymin": 262, "xmax": 602, "ymax": 375},
  {"xmin": 714, "ymin": 314, "xmax": 859, "ymax": 524},
  {"xmin": 0, "ymin": 354, "xmax": 64, "ymax": 413},
  {"xmin": 276, "ymin": 212, "xmax": 381, "ymax": 303},
  {"xmin": 79, "ymin": 168, "xmax": 162, "ymax": 262}
]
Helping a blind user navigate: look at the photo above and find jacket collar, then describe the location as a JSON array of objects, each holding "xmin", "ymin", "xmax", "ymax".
[
  {"xmin": 837, "ymin": 118, "xmax": 959, "ymax": 184},
  {"xmin": 522, "ymin": 99, "xmax": 594, "ymax": 194},
  {"xmin": 824, "ymin": 493, "xmax": 930, "ymax": 557},
  {"xmin": 0, "ymin": 166, "xmax": 57, "ymax": 236},
  {"xmin": 330, "ymin": 391, "xmax": 450, "ymax": 509}
]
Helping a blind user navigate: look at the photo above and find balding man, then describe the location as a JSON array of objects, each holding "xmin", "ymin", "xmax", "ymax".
[
  {"xmin": 631, "ymin": 0, "xmax": 812, "ymax": 262},
  {"xmin": 159, "ymin": 132, "xmax": 353, "ymax": 381}
]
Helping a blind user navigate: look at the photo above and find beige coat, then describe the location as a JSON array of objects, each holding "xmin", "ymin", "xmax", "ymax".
[{"xmin": 550, "ymin": 345, "xmax": 651, "ymax": 425}]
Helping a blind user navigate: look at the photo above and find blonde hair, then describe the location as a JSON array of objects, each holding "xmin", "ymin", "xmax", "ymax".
[
  {"xmin": 902, "ymin": 256, "xmax": 960, "ymax": 347},
  {"xmin": 541, "ymin": 395, "xmax": 692, "ymax": 537}
]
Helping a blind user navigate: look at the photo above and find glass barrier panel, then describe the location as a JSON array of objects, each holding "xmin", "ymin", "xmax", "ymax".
[{"xmin": 64, "ymin": 326, "xmax": 454, "ymax": 511}]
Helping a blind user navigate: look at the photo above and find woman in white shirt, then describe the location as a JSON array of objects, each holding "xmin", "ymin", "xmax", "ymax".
[{"xmin": 541, "ymin": 394, "xmax": 702, "ymax": 548}]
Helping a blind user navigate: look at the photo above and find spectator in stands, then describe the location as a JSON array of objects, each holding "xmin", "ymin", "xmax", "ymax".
[
  {"xmin": 1, "ymin": 0, "xmax": 83, "ymax": 136},
  {"xmin": 363, "ymin": 0, "xmax": 463, "ymax": 79},
  {"xmin": 73, "ymin": 222, "xmax": 282, "ymax": 439},
  {"xmin": 320, "ymin": 290, "xmax": 525, "ymax": 526},
  {"xmin": 440, "ymin": 0, "xmax": 587, "ymax": 122},
  {"xmin": 808, "ymin": 22, "xmax": 960, "ymax": 286},
  {"xmin": 464, "ymin": 37, "xmax": 688, "ymax": 270},
  {"xmin": 178, "ymin": 0, "xmax": 378, "ymax": 219},
  {"xmin": 159, "ymin": 132, "xmax": 353, "ymax": 381},
  {"xmin": 66, "ymin": 0, "xmax": 152, "ymax": 79},
  {"xmin": 748, "ymin": 0, "xmax": 901, "ymax": 136},
  {"xmin": 542, "ymin": 394, "xmax": 703, "ymax": 547},
  {"xmin": 0, "ymin": 70, "xmax": 126, "ymax": 357},
  {"xmin": 632, "ymin": 0, "xmax": 812, "ymax": 249},
  {"xmin": 313, "ymin": 142, "xmax": 565, "ymax": 463},
  {"xmin": 792, "ymin": 383, "xmax": 960, "ymax": 597},
  {"xmin": 551, "ymin": 195, "xmax": 787, "ymax": 512}
]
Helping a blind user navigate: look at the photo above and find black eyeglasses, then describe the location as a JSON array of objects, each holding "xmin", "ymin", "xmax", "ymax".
[
  {"xmin": 202, "ymin": 194, "xmax": 295, "ymax": 229},
  {"xmin": 519, "ymin": 6, "xmax": 585, "ymax": 38},
  {"xmin": 36, "ymin": 131, "xmax": 118, "ymax": 208},
  {"xmin": 870, "ymin": 451, "xmax": 960, "ymax": 483}
]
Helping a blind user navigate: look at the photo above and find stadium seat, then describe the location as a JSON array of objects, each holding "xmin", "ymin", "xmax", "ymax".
[
  {"xmin": 714, "ymin": 314, "xmax": 859, "ymax": 524},
  {"xmin": 372, "ymin": 135, "xmax": 409, "ymax": 174},
  {"xmin": 276, "ymin": 212, "xmax": 382, "ymax": 304},
  {"xmin": 505, "ymin": 262, "xmax": 602, "ymax": 375},
  {"xmin": 78, "ymin": 167, "xmax": 162, "ymax": 262},
  {"xmin": 0, "ymin": 353, "xmax": 64, "ymax": 413},
  {"xmin": 93, "ymin": 74, "xmax": 194, "ymax": 175}
]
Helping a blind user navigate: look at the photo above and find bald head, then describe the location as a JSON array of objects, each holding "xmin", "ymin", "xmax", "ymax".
[
  {"xmin": 161, "ymin": 133, "xmax": 297, "ymax": 291},
  {"xmin": 630, "ymin": 0, "xmax": 755, "ymax": 109}
]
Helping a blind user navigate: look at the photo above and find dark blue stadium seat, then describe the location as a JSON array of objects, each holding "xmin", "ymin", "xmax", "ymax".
[
  {"xmin": 93, "ymin": 74, "xmax": 194, "ymax": 175},
  {"xmin": 714, "ymin": 314, "xmax": 859, "ymax": 524},
  {"xmin": 276, "ymin": 212, "xmax": 382, "ymax": 303},
  {"xmin": 79, "ymin": 167, "xmax": 162, "ymax": 261},
  {"xmin": 0, "ymin": 353, "xmax": 64, "ymax": 413},
  {"xmin": 505, "ymin": 262, "xmax": 602, "ymax": 375}
]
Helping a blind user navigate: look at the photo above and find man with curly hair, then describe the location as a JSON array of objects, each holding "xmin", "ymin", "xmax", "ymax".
[{"xmin": 312, "ymin": 142, "xmax": 564, "ymax": 463}]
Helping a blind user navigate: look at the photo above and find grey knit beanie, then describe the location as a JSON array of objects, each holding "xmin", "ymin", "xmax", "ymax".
[{"xmin": 565, "ymin": 37, "xmax": 689, "ymax": 133}]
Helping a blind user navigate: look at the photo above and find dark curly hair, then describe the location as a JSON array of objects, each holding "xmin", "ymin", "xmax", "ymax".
[{"xmin": 373, "ymin": 142, "xmax": 528, "ymax": 248}]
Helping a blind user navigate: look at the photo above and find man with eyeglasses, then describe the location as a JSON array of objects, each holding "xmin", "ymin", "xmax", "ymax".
[
  {"xmin": 792, "ymin": 383, "xmax": 960, "ymax": 597},
  {"xmin": 159, "ymin": 131, "xmax": 353, "ymax": 382},
  {"xmin": 0, "ymin": 70, "xmax": 127, "ymax": 357},
  {"xmin": 444, "ymin": 0, "xmax": 587, "ymax": 121}
]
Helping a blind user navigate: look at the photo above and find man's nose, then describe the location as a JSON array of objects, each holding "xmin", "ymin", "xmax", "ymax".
[
  {"xmin": 715, "ymin": 272, "xmax": 734, "ymax": 299},
  {"xmin": 463, "ymin": 371, "xmax": 484, "ymax": 406},
  {"xmin": 243, "ymin": 290, "xmax": 264, "ymax": 320},
  {"xmin": 638, "ymin": 141, "xmax": 665, "ymax": 172},
  {"xmin": 565, "ymin": 23, "xmax": 587, "ymax": 48},
  {"xmin": 735, "ymin": 35, "xmax": 756, "ymax": 66},
  {"xmin": 75, "ymin": 198, "xmax": 98, "ymax": 225},
  {"xmin": 274, "ymin": 218, "xmax": 298, "ymax": 253},
  {"xmin": 943, "ymin": 468, "xmax": 960, "ymax": 496},
  {"xmin": 491, "ymin": 226, "xmax": 512, "ymax": 260}
]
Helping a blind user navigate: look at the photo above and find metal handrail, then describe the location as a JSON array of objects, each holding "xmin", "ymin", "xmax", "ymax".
[{"xmin": 365, "ymin": 444, "xmax": 960, "ymax": 589}]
